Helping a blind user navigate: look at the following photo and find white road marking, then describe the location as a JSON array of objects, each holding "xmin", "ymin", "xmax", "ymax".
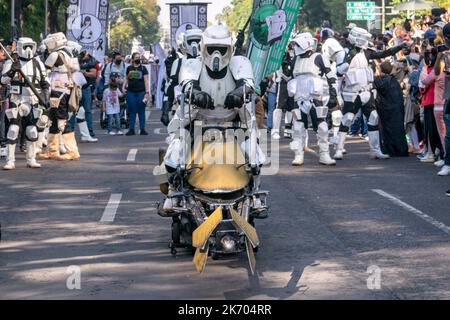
[
  {"xmin": 372, "ymin": 189, "xmax": 450, "ymax": 236},
  {"xmin": 127, "ymin": 149, "xmax": 138, "ymax": 162},
  {"xmin": 100, "ymin": 194, "xmax": 123, "ymax": 223}
]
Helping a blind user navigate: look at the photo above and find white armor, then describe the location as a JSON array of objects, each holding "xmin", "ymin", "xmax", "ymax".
[
  {"xmin": 342, "ymin": 51, "xmax": 374, "ymax": 105},
  {"xmin": 1, "ymin": 38, "xmax": 49, "ymax": 170},
  {"xmin": 200, "ymin": 25, "xmax": 233, "ymax": 73},
  {"xmin": 348, "ymin": 27, "xmax": 372, "ymax": 50},
  {"xmin": 184, "ymin": 29, "xmax": 203, "ymax": 58},
  {"xmin": 165, "ymin": 25, "xmax": 264, "ymax": 173},
  {"xmin": 287, "ymin": 33, "xmax": 336, "ymax": 166},
  {"xmin": 45, "ymin": 44, "xmax": 80, "ymax": 95},
  {"xmin": 322, "ymin": 37, "xmax": 348, "ymax": 76}
]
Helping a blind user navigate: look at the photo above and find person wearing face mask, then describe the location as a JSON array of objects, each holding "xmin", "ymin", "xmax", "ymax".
[
  {"xmin": 104, "ymin": 52, "xmax": 126, "ymax": 88},
  {"xmin": 122, "ymin": 52, "xmax": 150, "ymax": 136}
]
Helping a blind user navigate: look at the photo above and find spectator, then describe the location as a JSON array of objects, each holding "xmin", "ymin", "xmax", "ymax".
[
  {"xmin": 77, "ymin": 50, "xmax": 98, "ymax": 137},
  {"xmin": 104, "ymin": 52, "xmax": 127, "ymax": 87},
  {"xmin": 374, "ymin": 61, "xmax": 409, "ymax": 157},
  {"xmin": 102, "ymin": 73, "xmax": 124, "ymax": 136},
  {"xmin": 122, "ymin": 52, "xmax": 149, "ymax": 136}
]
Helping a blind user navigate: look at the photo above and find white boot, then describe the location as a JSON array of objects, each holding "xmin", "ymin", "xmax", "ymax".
[
  {"xmin": 291, "ymin": 122, "xmax": 305, "ymax": 166},
  {"xmin": 60, "ymin": 134, "xmax": 67, "ymax": 154},
  {"xmin": 317, "ymin": 122, "xmax": 336, "ymax": 166},
  {"xmin": 334, "ymin": 132, "xmax": 347, "ymax": 160},
  {"xmin": 3, "ymin": 144, "xmax": 16, "ymax": 170},
  {"xmin": 36, "ymin": 131, "xmax": 45, "ymax": 154},
  {"xmin": 78, "ymin": 121, "xmax": 98, "ymax": 143},
  {"xmin": 26, "ymin": 141, "xmax": 41, "ymax": 168},
  {"xmin": 271, "ymin": 109, "xmax": 282, "ymax": 140},
  {"xmin": 284, "ymin": 112, "xmax": 293, "ymax": 138},
  {"xmin": 368, "ymin": 131, "xmax": 390, "ymax": 159}
]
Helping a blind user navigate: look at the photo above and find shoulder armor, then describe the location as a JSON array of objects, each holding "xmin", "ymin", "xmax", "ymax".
[
  {"xmin": 179, "ymin": 58, "xmax": 202, "ymax": 85},
  {"xmin": 229, "ymin": 56, "xmax": 254, "ymax": 87}
]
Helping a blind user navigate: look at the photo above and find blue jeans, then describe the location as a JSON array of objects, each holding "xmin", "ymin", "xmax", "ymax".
[
  {"xmin": 126, "ymin": 91, "xmax": 146, "ymax": 131},
  {"xmin": 81, "ymin": 87, "xmax": 94, "ymax": 131},
  {"xmin": 266, "ymin": 92, "xmax": 277, "ymax": 130},
  {"xmin": 350, "ymin": 110, "xmax": 368, "ymax": 135},
  {"xmin": 444, "ymin": 113, "xmax": 450, "ymax": 166},
  {"xmin": 108, "ymin": 113, "xmax": 121, "ymax": 132}
]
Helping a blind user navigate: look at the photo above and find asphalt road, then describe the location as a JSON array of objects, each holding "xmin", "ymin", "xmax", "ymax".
[{"xmin": 0, "ymin": 108, "xmax": 449, "ymax": 300}]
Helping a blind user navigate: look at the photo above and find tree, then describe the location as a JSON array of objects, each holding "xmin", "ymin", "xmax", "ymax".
[
  {"xmin": 109, "ymin": 0, "xmax": 161, "ymax": 53},
  {"xmin": 225, "ymin": 0, "xmax": 253, "ymax": 33}
]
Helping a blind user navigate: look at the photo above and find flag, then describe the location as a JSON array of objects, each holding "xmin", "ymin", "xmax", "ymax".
[
  {"xmin": 66, "ymin": 0, "xmax": 109, "ymax": 63},
  {"xmin": 247, "ymin": 0, "xmax": 302, "ymax": 91},
  {"xmin": 169, "ymin": 3, "xmax": 208, "ymax": 49}
]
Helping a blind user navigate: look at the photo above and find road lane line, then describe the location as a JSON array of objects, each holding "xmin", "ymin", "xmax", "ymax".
[
  {"xmin": 127, "ymin": 149, "xmax": 138, "ymax": 162},
  {"xmin": 372, "ymin": 189, "xmax": 450, "ymax": 235},
  {"xmin": 100, "ymin": 194, "xmax": 123, "ymax": 223}
]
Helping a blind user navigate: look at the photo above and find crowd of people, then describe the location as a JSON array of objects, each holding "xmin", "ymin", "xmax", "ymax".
[
  {"xmin": 0, "ymin": 34, "xmax": 160, "ymax": 170},
  {"xmin": 1, "ymin": 8, "xmax": 449, "ymax": 196},
  {"xmin": 253, "ymin": 9, "xmax": 450, "ymax": 182}
]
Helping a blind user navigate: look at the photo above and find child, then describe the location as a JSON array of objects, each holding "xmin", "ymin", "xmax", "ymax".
[{"xmin": 103, "ymin": 73, "xmax": 124, "ymax": 135}]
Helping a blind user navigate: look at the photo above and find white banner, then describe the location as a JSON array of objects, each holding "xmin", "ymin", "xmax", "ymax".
[
  {"xmin": 66, "ymin": 0, "xmax": 109, "ymax": 63},
  {"xmin": 170, "ymin": 3, "xmax": 208, "ymax": 49}
]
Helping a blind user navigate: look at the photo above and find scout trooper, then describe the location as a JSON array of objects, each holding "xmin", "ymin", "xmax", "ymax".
[
  {"xmin": 162, "ymin": 25, "xmax": 265, "ymax": 210},
  {"xmin": 40, "ymin": 32, "xmax": 81, "ymax": 161},
  {"xmin": 287, "ymin": 32, "xmax": 338, "ymax": 166},
  {"xmin": 321, "ymin": 26, "xmax": 348, "ymax": 144},
  {"xmin": 1, "ymin": 37, "xmax": 50, "ymax": 170},
  {"xmin": 161, "ymin": 29, "xmax": 203, "ymax": 126},
  {"xmin": 334, "ymin": 27, "xmax": 406, "ymax": 160}
]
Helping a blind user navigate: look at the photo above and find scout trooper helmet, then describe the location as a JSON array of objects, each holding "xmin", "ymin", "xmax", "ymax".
[
  {"xmin": 201, "ymin": 25, "xmax": 233, "ymax": 72},
  {"xmin": 184, "ymin": 28, "xmax": 203, "ymax": 58},
  {"xmin": 290, "ymin": 32, "xmax": 318, "ymax": 56},
  {"xmin": 17, "ymin": 37, "xmax": 37, "ymax": 60},
  {"xmin": 348, "ymin": 27, "xmax": 372, "ymax": 50}
]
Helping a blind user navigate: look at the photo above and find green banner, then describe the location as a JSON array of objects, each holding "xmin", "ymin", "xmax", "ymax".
[{"xmin": 247, "ymin": 0, "xmax": 302, "ymax": 92}]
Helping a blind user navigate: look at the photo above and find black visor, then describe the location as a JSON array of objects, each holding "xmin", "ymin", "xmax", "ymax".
[
  {"xmin": 187, "ymin": 39, "xmax": 200, "ymax": 46},
  {"xmin": 207, "ymin": 46, "xmax": 228, "ymax": 56}
]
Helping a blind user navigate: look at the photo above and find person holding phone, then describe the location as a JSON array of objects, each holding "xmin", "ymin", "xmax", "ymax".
[{"xmin": 122, "ymin": 52, "xmax": 149, "ymax": 136}]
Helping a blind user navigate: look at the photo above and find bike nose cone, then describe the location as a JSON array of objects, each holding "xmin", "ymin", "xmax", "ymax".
[{"xmin": 221, "ymin": 235, "xmax": 236, "ymax": 253}]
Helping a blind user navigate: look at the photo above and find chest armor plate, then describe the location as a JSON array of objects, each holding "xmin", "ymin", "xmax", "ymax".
[{"xmin": 199, "ymin": 66, "xmax": 236, "ymax": 107}]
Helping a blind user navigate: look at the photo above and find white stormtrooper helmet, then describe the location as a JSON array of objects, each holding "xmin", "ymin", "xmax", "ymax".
[
  {"xmin": 184, "ymin": 28, "xmax": 203, "ymax": 58},
  {"xmin": 177, "ymin": 32, "xmax": 187, "ymax": 54},
  {"xmin": 201, "ymin": 25, "xmax": 233, "ymax": 72},
  {"xmin": 17, "ymin": 37, "xmax": 37, "ymax": 60},
  {"xmin": 290, "ymin": 32, "xmax": 318, "ymax": 56},
  {"xmin": 66, "ymin": 41, "xmax": 83, "ymax": 57},
  {"xmin": 348, "ymin": 27, "xmax": 372, "ymax": 50},
  {"xmin": 43, "ymin": 32, "xmax": 68, "ymax": 53}
]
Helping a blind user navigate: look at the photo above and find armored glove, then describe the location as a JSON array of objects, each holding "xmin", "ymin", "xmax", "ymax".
[
  {"xmin": 327, "ymin": 87, "xmax": 338, "ymax": 109},
  {"xmin": 160, "ymin": 101, "xmax": 171, "ymax": 126},
  {"xmin": 6, "ymin": 61, "xmax": 21, "ymax": 78},
  {"xmin": 193, "ymin": 91, "xmax": 214, "ymax": 110}
]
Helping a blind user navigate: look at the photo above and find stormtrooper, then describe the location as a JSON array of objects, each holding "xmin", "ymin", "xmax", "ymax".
[
  {"xmin": 287, "ymin": 32, "xmax": 338, "ymax": 166},
  {"xmin": 334, "ymin": 27, "xmax": 407, "ymax": 160},
  {"xmin": 162, "ymin": 25, "xmax": 265, "ymax": 210},
  {"xmin": 321, "ymin": 25, "xmax": 348, "ymax": 144},
  {"xmin": 161, "ymin": 29, "xmax": 203, "ymax": 126},
  {"xmin": 271, "ymin": 53, "xmax": 295, "ymax": 141},
  {"xmin": 1, "ymin": 37, "xmax": 50, "ymax": 170},
  {"xmin": 40, "ymin": 32, "xmax": 81, "ymax": 161}
]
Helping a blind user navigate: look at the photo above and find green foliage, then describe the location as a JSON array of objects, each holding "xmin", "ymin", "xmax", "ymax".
[
  {"xmin": 0, "ymin": 0, "xmax": 160, "ymax": 51},
  {"xmin": 109, "ymin": 0, "xmax": 161, "ymax": 53},
  {"xmin": 225, "ymin": 0, "xmax": 253, "ymax": 33}
]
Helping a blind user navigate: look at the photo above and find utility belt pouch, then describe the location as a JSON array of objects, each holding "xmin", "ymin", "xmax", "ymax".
[{"xmin": 342, "ymin": 92, "xmax": 357, "ymax": 103}]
